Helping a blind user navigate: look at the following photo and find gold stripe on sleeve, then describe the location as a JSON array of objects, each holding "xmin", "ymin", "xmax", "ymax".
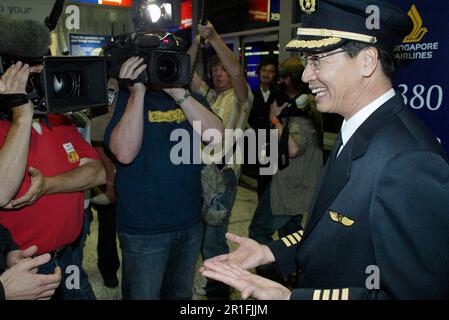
[
  {"xmin": 332, "ymin": 289, "xmax": 340, "ymax": 300},
  {"xmin": 293, "ymin": 232, "xmax": 302, "ymax": 242},
  {"xmin": 287, "ymin": 234, "xmax": 297, "ymax": 245},
  {"xmin": 341, "ymin": 288, "xmax": 349, "ymax": 300},
  {"xmin": 281, "ymin": 237, "xmax": 292, "ymax": 247},
  {"xmin": 313, "ymin": 290, "xmax": 321, "ymax": 300}
]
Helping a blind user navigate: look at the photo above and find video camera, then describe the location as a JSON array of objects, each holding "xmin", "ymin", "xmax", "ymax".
[
  {"xmin": 0, "ymin": 0, "xmax": 191, "ymax": 114},
  {"xmin": 270, "ymin": 82, "xmax": 311, "ymax": 119},
  {"xmin": 0, "ymin": 0, "xmax": 108, "ymax": 114},
  {"xmin": 0, "ymin": 55, "xmax": 108, "ymax": 114},
  {"xmin": 103, "ymin": 32, "xmax": 191, "ymax": 88}
]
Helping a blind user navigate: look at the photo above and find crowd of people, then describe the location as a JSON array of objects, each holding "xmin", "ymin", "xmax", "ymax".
[{"xmin": 1, "ymin": 0, "xmax": 449, "ymax": 301}]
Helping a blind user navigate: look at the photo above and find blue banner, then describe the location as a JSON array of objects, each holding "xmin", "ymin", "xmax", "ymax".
[
  {"xmin": 394, "ymin": 0, "xmax": 449, "ymax": 155},
  {"xmin": 70, "ymin": 34, "xmax": 111, "ymax": 56}
]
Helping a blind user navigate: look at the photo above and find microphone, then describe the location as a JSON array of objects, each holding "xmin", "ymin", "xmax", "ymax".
[
  {"xmin": 295, "ymin": 94, "xmax": 309, "ymax": 109},
  {"xmin": 0, "ymin": 16, "xmax": 51, "ymax": 58},
  {"xmin": 45, "ymin": 0, "xmax": 65, "ymax": 31},
  {"xmin": 134, "ymin": 33, "xmax": 162, "ymax": 48},
  {"xmin": 199, "ymin": 0, "xmax": 207, "ymax": 47}
]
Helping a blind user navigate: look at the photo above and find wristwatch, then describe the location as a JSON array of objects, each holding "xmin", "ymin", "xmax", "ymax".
[{"xmin": 175, "ymin": 89, "xmax": 191, "ymax": 105}]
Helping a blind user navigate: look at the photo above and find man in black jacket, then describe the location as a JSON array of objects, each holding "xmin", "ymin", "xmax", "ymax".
[{"xmin": 247, "ymin": 56, "xmax": 278, "ymax": 198}]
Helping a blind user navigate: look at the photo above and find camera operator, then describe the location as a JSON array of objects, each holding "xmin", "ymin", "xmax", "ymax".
[
  {"xmin": 0, "ymin": 62, "xmax": 106, "ymax": 300},
  {"xmin": 1, "ymin": 225, "xmax": 61, "ymax": 300},
  {"xmin": 187, "ymin": 21, "xmax": 254, "ymax": 300},
  {"xmin": 248, "ymin": 57, "xmax": 323, "ymax": 282},
  {"xmin": 104, "ymin": 55, "xmax": 223, "ymax": 300}
]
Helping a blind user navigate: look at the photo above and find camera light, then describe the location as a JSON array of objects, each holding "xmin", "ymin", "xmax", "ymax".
[
  {"xmin": 146, "ymin": 4, "xmax": 162, "ymax": 23},
  {"xmin": 161, "ymin": 3, "xmax": 172, "ymax": 18}
]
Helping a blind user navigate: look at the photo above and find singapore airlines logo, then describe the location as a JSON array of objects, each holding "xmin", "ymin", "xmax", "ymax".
[{"xmin": 403, "ymin": 4, "xmax": 428, "ymax": 43}]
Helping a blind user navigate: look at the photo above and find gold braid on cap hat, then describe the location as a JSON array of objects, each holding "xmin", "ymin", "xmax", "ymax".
[
  {"xmin": 297, "ymin": 28, "xmax": 377, "ymax": 44},
  {"xmin": 287, "ymin": 37, "xmax": 342, "ymax": 49}
]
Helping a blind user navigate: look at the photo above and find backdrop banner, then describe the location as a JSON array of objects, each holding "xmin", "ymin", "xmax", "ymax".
[{"xmin": 394, "ymin": 0, "xmax": 449, "ymax": 155}]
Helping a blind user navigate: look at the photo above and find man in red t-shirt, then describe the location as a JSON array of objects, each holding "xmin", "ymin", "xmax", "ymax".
[{"xmin": 0, "ymin": 62, "xmax": 106, "ymax": 300}]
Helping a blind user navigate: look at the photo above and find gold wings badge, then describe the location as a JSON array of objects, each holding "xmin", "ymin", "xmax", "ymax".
[{"xmin": 329, "ymin": 211, "xmax": 355, "ymax": 227}]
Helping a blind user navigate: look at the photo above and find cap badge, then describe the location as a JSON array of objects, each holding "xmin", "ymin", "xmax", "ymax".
[{"xmin": 299, "ymin": 0, "xmax": 317, "ymax": 14}]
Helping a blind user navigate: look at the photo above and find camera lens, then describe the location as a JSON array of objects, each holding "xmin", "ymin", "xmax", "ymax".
[
  {"xmin": 52, "ymin": 72, "xmax": 80, "ymax": 98},
  {"xmin": 154, "ymin": 54, "xmax": 180, "ymax": 82}
]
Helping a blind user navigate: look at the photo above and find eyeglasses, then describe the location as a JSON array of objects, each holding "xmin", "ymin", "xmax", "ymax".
[{"xmin": 300, "ymin": 49, "xmax": 349, "ymax": 72}]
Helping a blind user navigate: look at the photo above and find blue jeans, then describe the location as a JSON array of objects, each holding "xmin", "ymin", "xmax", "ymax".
[
  {"xmin": 38, "ymin": 244, "xmax": 96, "ymax": 300},
  {"xmin": 119, "ymin": 221, "xmax": 203, "ymax": 300},
  {"xmin": 249, "ymin": 184, "xmax": 303, "ymax": 245},
  {"xmin": 72, "ymin": 207, "xmax": 93, "ymax": 267},
  {"xmin": 202, "ymin": 168, "xmax": 238, "ymax": 260}
]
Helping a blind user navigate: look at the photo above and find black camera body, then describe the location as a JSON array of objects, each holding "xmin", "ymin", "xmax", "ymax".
[
  {"xmin": 0, "ymin": 55, "xmax": 44, "ymax": 110},
  {"xmin": 0, "ymin": 55, "xmax": 109, "ymax": 114},
  {"xmin": 103, "ymin": 32, "xmax": 191, "ymax": 87}
]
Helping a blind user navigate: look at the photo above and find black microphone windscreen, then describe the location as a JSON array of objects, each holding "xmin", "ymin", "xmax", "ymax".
[
  {"xmin": 0, "ymin": 16, "xmax": 51, "ymax": 57},
  {"xmin": 295, "ymin": 94, "xmax": 309, "ymax": 109},
  {"xmin": 134, "ymin": 34, "xmax": 161, "ymax": 48}
]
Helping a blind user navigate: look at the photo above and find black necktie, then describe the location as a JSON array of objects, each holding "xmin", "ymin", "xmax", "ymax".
[{"xmin": 330, "ymin": 133, "xmax": 343, "ymax": 161}]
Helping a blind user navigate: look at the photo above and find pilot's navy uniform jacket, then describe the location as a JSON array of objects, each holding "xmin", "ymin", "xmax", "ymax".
[
  {"xmin": 268, "ymin": 94, "xmax": 449, "ymax": 299},
  {"xmin": 265, "ymin": 0, "xmax": 449, "ymax": 300}
]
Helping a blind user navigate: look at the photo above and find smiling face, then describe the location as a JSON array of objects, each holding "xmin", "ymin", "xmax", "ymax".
[
  {"xmin": 302, "ymin": 48, "xmax": 364, "ymax": 118},
  {"xmin": 211, "ymin": 63, "xmax": 232, "ymax": 93}
]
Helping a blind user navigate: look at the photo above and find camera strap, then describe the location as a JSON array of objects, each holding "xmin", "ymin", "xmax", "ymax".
[
  {"xmin": 278, "ymin": 119, "xmax": 290, "ymax": 171},
  {"xmin": 189, "ymin": 41, "xmax": 204, "ymax": 88},
  {"xmin": 118, "ymin": 78, "xmax": 140, "ymax": 89},
  {"xmin": 188, "ymin": 1, "xmax": 209, "ymax": 88},
  {"xmin": 0, "ymin": 93, "xmax": 30, "ymax": 108}
]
